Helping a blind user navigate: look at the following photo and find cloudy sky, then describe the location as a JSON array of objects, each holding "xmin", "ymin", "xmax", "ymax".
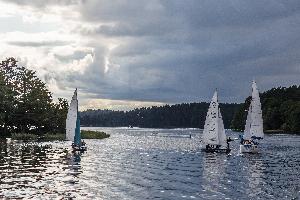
[{"xmin": 0, "ymin": 0, "xmax": 299, "ymax": 110}]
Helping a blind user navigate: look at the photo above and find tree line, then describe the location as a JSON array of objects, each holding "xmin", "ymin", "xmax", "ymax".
[
  {"xmin": 81, "ymin": 86, "xmax": 300, "ymax": 133},
  {"xmin": 0, "ymin": 58, "xmax": 68, "ymax": 137},
  {"xmin": 231, "ymin": 85, "xmax": 300, "ymax": 133},
  {"xmin": 80, "ymin": 103, "xmax": 241, "ymax": 129}
]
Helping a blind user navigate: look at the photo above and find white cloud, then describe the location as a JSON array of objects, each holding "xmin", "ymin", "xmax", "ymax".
[{"xmin": 79, "ymin": 98, "xmax": 165, "ymax": 111}]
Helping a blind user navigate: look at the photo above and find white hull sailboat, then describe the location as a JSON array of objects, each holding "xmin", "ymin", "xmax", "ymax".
[
  {"xmin": 239, "ymin": 143, "xmax": 259, "ymax": 153},
  {"xmin": 240, "ymin": 81, "xmax": 264, "ymax": 154},
  {"xmin": 202, "ymin": 90, "xmax": 231, "ymax": 153},
  {"xmin": 66, "ymin": 89, "xmax": 87, "ymax": 152}
]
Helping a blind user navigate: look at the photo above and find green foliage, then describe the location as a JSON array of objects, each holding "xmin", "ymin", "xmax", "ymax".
[
  {"xmin": 80, "ymin": 103, "xmax": 241, "ymax": 129},
  {"xmin": 11, "ymin": 133, "xmax": 38, "ymax": 140},
  {"xmin": 10, "ymin": 131, "xmax": 110, "ymax": 141},
  {"xmin": 42, "ymin": 133, "xmax": 65, "ymax": 141},
  {"xmin": 230, "ymin": 97, "xmax": 251, "ymax": 131},
  {"xmin": 283, "ymin": 102, "xmax": 300, "ymax": 132},
  {"xmin": 81, "ymin": 130, "xmax": 110, "ymax": 139},
  {"xmin": 231, "ymin": 85, "xmax": 300, "ymax": 133},
  {"xmin": 0, "ymin": 57, "xmax": 68, "ymax": 137}
]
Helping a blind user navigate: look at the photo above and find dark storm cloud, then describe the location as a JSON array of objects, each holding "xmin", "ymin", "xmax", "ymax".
[
  {"xmin": 72, "ymin": 0, "xmax": 300, "ymax": 103},
  {"xmin": 79, "ymin": 0, "xmax": 300, "ymax": 28},
  {"xmin": 4, "ymin": 0, "xmax": 300, "ymax": 103}
]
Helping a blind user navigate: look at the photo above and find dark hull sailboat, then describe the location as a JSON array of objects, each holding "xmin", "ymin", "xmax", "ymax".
[{"xmin": 202, "ymin": 148, "xmax": 231, "ymax": 153}]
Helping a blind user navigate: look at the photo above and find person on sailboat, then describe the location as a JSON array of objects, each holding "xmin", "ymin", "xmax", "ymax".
[
  {"xmin": 226, "ymin": 137, "xmax": 234, "ymax": 150},
  {"xmin": 206, "ymin": 144, "xmax": 212, "ymax": 150},
  {"xmin": 239, "ymin": 135, "xmax": 244, "ymax": 144}
]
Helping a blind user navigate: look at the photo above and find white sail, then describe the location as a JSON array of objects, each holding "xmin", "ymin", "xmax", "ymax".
[
  {"xmin": 66, "ymin": 89, "xmax": 78, "ymax": 141},
  {"xmin": 250, "ymin": 81, "xmax": 264, "ymax": 138},
  {"xmin": 203, "ymin": 91, "xmax": 219, "ymax": 145},
  {"xmin": 243, "ymin": 81, "xmax": 264, "ymax": 139},
  {"xmin": 218, "ymin": 108, "xmax": 227, "ymax": 147}
]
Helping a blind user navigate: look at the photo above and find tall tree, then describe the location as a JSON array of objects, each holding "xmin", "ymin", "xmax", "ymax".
[{"xmin": 0, "ymin": 57, "xmax": 68, "ymax": 136}]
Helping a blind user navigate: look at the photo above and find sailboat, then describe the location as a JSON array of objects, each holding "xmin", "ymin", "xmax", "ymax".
[
  {"xmin": 202, "ymin": 90, "xmax": 232, "ymax": 153},
  {"xmin": 240, "ymin": 81, "xmax": 264, "ymax": 153},
  {"xmin": 66, "ymin": 88, "xmax": 87, "ymax": 152}
]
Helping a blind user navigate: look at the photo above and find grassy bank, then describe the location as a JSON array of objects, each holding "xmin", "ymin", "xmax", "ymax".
[
  {"xmin": 81, "ymin": 130, "xmax": 110, "ymax": 139},
  {"xmin": 9, "ymin": 130, "xmax": 110, "ymax": 141},
  {"xmin": 11, "ymin": 133, "xmax": 39, "ymax": 141}
]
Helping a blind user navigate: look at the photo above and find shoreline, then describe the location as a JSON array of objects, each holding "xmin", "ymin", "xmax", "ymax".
[
  {"xmin": 1, "ymin": 130, "xmax": 110, "ymax": 141},
  {"xmin": 84, "ymin": 127, "xmax": 299, "ymax": 134},
  {"xmin": 1, "ymin": 128, "xmax": 298, "ymax": 142}
]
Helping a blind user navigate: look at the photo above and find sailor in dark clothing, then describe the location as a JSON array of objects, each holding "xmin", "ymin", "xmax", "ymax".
[
  {"xmin": 239, "ymin": 135, "xmax": 244, "ymax": 144},
  {"xmin": 226, "ymin": 137, "xmax": 234, "ymax": 150}
]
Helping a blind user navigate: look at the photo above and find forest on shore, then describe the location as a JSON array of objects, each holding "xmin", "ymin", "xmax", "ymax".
[
  {"xmin": 80, "ymin": 103, "xmax": 241, "ymax": 129},
  {"xmin": 81, "ymin": 86, "xmax": 300, "ymax": 133}
]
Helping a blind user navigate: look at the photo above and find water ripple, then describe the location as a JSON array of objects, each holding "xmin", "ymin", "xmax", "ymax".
[{"xmin": 0, "ymin": 128, "xmax": 299, "ymax": 199}]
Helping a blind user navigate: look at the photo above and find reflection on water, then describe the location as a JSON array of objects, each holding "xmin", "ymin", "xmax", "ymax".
[
  {"xmin": 201, "ymin": 153, "xmax": 227, "ymax": 199},
  {"xmin": 0, "ymin": 139, "xmax": 86, "ymax": 199},
  {"xmin": 0, "ymin": 128, "xmax": 299, "ymax": 199},
  {"xmin": 244, "ymin": 155, "xmax": 265, "ymax": 198}
]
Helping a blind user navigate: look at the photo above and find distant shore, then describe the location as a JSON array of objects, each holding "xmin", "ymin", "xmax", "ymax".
[
  {"xmin": 83, "ymin": 127, "xmax": 298, "ymax": 134},
  {"xmin": 264, "ymin": 130, "xmax": 285, "ymax": 134},
  {"xmin": 4, "ymin": 130, "xmax": 110, "ymax": 141},
  {"xmin": 231, "ymin": 129, "xmax": 299, "ymax": 134}
]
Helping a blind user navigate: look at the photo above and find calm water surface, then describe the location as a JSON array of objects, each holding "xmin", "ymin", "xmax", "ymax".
[{"xmin": 0, "ymin": 128, "xmax": 299, "ymax": 199}]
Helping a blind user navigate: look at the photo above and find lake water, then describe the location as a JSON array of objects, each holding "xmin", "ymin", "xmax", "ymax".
[{"xmin": 0, "ymin": 128, "xmax": 299, "ymax": 199}]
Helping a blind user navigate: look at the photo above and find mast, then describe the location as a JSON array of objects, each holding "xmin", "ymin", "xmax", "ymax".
[
  {"xmin": 74, "ymin": 88, "xmax": 81, "ymax": 146},
  {"xmin": 74, "ymin": 111, "xmax": 81, "ymax": 146}
]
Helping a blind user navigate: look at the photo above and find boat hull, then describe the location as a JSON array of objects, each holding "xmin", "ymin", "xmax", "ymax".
[
  {"xmin": 202, "ymin": 148, "xmax": 231, "ymax": 153},
  {"xmin": 72, "ymin": 145, "xmax": 87, "ymax": 152},
  {"xmin": 239, "ymin": 144, "xmax": 259, "ymax": 154}
]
